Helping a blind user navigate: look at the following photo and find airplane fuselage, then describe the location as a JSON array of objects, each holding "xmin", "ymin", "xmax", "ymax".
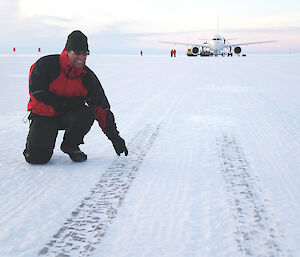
[{"xmin": 204, "ymin": 35, "xmax": 226, "ymax": 55}]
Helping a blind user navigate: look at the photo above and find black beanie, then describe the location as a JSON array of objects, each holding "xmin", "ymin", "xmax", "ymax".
[{"xmin": 65, "ymin": 30, "xmax": 89, "ymax": 52}]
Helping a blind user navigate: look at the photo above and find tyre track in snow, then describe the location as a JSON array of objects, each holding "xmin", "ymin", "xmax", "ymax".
[
  {"xmin": 216, "ymin": 133, "xmax": 292, "ymax": 257},
  {"xmin": 38, "ymin": 123, "xmax": 160, "ymax": 257}
]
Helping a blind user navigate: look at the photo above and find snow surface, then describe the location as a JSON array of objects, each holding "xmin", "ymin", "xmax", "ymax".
[{"xmin": 0, "ymin": 53, "xmax": 299, "ymax": 257}]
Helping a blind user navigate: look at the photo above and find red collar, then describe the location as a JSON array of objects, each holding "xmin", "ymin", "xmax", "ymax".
[{"xmin": 60, "ymin": 50, "xmax": 86, "ymax": 79}]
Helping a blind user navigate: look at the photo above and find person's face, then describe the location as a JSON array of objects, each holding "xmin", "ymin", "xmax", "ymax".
[{"xmin": 66, "ymin": 50, "xmax": 88, "ymax": 68}]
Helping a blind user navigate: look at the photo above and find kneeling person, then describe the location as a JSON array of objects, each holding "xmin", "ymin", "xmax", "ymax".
[{"xmin": 23, "ymin": 30, "xmax": 128, "ymax": 164}]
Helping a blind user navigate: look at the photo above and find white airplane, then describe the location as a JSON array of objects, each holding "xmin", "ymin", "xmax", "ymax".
[{"xmin": 161, "ymin": 34, "xmax": 276, "ymax": 56}]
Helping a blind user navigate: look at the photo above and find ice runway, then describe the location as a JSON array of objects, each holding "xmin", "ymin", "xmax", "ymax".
[{"xmin": 0, "ymin": 53, "xmax": 299, "ymax": 257}]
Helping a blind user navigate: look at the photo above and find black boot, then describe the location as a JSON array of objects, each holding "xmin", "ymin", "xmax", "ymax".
[{"xmin": 60, "ymin": 141, "xmax": 87, "ymax": 162}]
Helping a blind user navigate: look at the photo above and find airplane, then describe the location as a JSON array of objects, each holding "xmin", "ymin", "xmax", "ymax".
[{"xmin": 161, "ymin": 34, "xmax": 276, "ymax": 57}]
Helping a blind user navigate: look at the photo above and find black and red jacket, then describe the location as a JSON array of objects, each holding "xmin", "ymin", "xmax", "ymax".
[{"xmin": 27, "ymin": 50, "xmax": 118, "ymax": 138}]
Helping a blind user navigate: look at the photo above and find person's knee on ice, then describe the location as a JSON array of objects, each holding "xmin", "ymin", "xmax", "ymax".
[
  {"xmin": 23, "ymin": 114, "xmax": 59, "ymax": 164},
  {"xmin": 23, "ymin": 148, "xmax": 53, "ymax": 164}
]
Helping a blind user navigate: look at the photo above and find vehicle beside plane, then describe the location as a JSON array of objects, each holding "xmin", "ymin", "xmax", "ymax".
[{"xmin": 161, "ymin": 34, "xmax": 276, "ymax": 57}]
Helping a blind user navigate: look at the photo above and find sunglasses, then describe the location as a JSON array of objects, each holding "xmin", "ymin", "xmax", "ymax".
[{"xmin": 71, "ymin": 50, "xmax": 90, "ymax": 56}]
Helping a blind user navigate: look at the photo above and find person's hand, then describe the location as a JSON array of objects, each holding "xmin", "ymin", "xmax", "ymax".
[{"xmin": 110, "ymin": 135, "xmax": 128, "ymax": 156}]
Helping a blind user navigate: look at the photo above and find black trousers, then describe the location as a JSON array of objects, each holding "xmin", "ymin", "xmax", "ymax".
[{"xmin": 23, "ymin": 106, "xmax": 96, "ymax": 164}]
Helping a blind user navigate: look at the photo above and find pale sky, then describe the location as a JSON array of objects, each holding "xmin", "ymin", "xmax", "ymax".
[{"xmin": 1, "ymin": 0, "xmax": 300, "ymax": 54}]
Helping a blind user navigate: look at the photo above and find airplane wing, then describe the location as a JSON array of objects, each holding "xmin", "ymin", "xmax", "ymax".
[
  {"xmin": 160, "ymin": 41, "xmax": 208, "ymax": 47},
  {"xmin": 225, "ymin": 40, "xmax": 277, "ymax": 47}
]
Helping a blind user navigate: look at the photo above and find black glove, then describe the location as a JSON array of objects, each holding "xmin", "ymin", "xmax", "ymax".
[
  {"xmin": 110, "ymin": 135, "xmax": 128, "ymax": 156},
  {"xmin": 60, "ymin": 96, "xmax": 85, "ymax": 113}
]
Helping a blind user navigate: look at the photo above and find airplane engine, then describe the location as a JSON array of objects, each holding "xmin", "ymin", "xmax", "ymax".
[
  {"xmin": 192, "ymin": 47, "xmax": 199, "ymax": 54},
  {"xmin": 234, "ymin": 46, "xmax": 242, "ymax": 54}
]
